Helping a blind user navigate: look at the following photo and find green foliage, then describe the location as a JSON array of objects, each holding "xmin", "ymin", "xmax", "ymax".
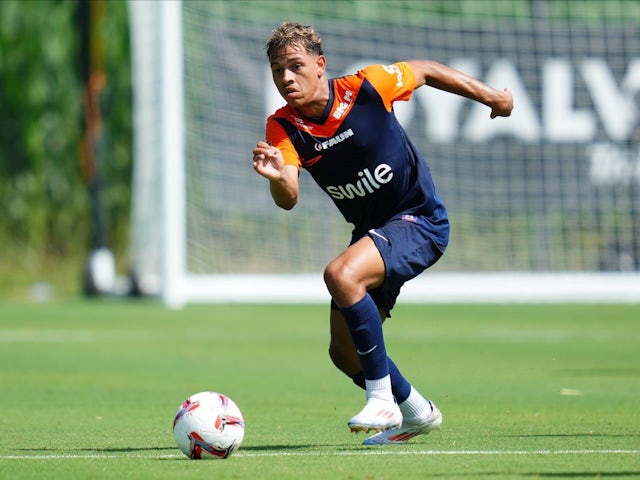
[
  {"xmin": 0, "ymin": 0, "xmax": 131, "ymax": 281},
  {"xmin": 0, "ymin": 302, "xmax": 638, "ymax": 478},
  {"xmin": 197, "ymin": 0, "xmax": 640, "ymax": 25}
]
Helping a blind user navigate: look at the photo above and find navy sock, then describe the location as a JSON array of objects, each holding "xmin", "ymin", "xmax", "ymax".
[
  {"xmin": 388, "ymin": 357, "xmax": 412, "ymax": 403},
  {"xmin": 350, "ymin": 357, "xmax": 412, "ymax": 403},
  {"xmin": 340, "ymin": 294, "xmax": 389, "ymax": 380}
]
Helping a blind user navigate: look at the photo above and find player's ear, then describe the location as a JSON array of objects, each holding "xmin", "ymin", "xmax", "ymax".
[{"xmin": 316, "ymin": 55, "xmax": 326, "ymax": 76}]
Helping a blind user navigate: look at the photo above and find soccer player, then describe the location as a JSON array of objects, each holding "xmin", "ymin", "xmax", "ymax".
[{"xmin": 252, "ymin": 22, "xmax": 513, "ymax": 445}]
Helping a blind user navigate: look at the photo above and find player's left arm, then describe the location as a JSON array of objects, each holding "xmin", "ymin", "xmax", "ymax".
[{"xmin": 407, "ymin": 60, "xmax": 513, "ymax": 119}]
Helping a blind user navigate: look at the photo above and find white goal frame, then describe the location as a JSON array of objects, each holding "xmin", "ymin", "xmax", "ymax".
[{"xmin": 128, "ymin": 1, "xmax": 640, "ymax": 308}]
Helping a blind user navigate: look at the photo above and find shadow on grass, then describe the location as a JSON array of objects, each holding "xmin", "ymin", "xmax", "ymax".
[
  {"xmin": 15, "ymin": 446, "xmax": 177, "ymax": 453},
  {"xmin": 16, "ymin": 442, "xmax": 364, "ymax": 456},
  {"xmin": 239, "ymin": 444, "xmax": 348, "ymax": 452},
  {"xmin": 499, "ymin": 433, "xmax": 640, "ymax": 438},
  {"xmin": 81, "ymin": 447, "xmax": 177, "ymax": 453}
]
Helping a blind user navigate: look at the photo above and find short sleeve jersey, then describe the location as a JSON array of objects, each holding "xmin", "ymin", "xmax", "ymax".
[{"xmin": 265, "ymin": 62, "xmax": 448, "ymax": 242}]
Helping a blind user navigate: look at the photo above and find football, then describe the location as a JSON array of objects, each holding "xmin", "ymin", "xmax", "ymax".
[{"xmin": 172, "ymin": 391, "xmax": 245, "ymax": 459}]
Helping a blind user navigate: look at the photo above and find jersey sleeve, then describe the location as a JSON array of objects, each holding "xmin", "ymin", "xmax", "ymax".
[
  {"xmin": 265, "ymin": 116, "xmax": 301, "ymax": 168},
  {"xmin": 359, "ymin": 62, "xmax": 416, "ymax": 112}
]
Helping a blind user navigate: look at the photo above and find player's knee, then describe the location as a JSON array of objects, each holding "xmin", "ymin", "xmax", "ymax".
[
  {"xmin": 323, "ymin": 262, "xmax": 340, "ymax": 293},
  {"xmin": 323, "ymin": 260, "xmax": 354, "ymax": 298}
]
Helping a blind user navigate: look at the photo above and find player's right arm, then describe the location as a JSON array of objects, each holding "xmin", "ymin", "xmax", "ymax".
[
  {"xmin": 252, "ymin": 141, "xmax": 299, "ymax": 210},
  {"xmin": 253, "ymin": 115, "xmax": 302, "ymax": 210}
]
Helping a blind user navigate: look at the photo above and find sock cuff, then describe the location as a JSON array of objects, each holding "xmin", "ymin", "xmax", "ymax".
[
  {"xmin": 340, "ymin": 294, "xmax": 378, "ymax": 327},
  {"xmin": 400, "ymin": 387, "xmax": 432, "ymax": 419},
  {"xmin": 365, "ymin": 375, "xmax": 394, "ymax": 402}
]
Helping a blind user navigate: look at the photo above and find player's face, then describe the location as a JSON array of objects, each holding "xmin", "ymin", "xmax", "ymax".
[{"xmin": 270, "ymin": 45, "xmax": 326, "ymax": 110}]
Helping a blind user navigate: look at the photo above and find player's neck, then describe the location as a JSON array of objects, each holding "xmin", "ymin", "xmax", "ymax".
[{"xmin": 296, "ymin": 78, "xmax": 330, "ymax": 120}]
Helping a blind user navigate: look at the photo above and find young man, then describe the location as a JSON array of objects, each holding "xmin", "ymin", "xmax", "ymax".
[{"xmin": 253, "ymin": 22, "xmax": 513, "ymax": 445}]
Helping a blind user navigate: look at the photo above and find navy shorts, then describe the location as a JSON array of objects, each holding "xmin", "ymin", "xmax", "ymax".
[{"xmin": 331, "ymin": 213, "xmax": 449, "ymax": 315}]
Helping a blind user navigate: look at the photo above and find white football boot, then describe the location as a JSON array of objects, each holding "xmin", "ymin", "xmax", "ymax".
[
  {"xmin": 362, "ymin": 400, "xmax": 442, "ymax": 445},
  {"xmin": 348, "ymin": 398, "xmax": 402, "ymax": 433}
]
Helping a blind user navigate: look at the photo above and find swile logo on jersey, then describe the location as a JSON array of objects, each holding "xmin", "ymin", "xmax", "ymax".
[{"xmin": 325, "ymin": 164, "xmax": 394, "ymax": 200}]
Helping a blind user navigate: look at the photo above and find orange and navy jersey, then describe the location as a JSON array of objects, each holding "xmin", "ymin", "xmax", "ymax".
[{"xmin": 265, "ymin": 62, "xmax": 448, "ymax": 240}]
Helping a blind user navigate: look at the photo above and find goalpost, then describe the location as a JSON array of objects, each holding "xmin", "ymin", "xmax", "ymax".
[{"xmin": 128, "ymin": 0, "xmax": 640, "ymax": 308}]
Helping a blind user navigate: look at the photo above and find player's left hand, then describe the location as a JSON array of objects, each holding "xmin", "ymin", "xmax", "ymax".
[{"xmin": 490, "ymin": 88, "xmax": 514, "ymax": 119}]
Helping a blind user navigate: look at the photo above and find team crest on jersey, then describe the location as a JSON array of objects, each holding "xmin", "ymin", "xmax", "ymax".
[{"xmin": 289, "ymin": 114, "xmax": 314, "ymax": 133}]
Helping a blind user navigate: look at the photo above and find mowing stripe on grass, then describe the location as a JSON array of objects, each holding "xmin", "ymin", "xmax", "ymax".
[{"xmin": 2, "ymin": 449, "xmax": 639, "ymax": 460}]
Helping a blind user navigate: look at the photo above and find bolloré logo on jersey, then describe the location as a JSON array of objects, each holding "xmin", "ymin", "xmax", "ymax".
[{"xmin": 325, "ymin": 164, "xmax": 394, "ymax": 200}]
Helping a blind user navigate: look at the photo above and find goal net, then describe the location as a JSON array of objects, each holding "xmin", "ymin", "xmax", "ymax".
[{"xmin": 128, "ymin": 0, "xmax": 640, "ymax": 307}]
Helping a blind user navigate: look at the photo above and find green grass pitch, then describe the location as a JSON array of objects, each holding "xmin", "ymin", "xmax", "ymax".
[{"xmin": 0, "ymin": 300, "xmax": 638, "ymax": 479}]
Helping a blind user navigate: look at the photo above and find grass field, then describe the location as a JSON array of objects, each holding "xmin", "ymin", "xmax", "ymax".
[{"xmin": 0, "ymin": 300, "xmax": 638, "ymax": 479}]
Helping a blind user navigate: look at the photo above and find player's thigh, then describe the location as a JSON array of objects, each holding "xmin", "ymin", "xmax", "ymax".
[{"xmin": 370, "ymin": 217, "xmax": 445, "ymax": 291}]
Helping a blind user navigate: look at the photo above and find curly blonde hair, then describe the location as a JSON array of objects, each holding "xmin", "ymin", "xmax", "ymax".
[{"xmin": 266, "ymin": 22, "xmax": 323, "ymax": 60}]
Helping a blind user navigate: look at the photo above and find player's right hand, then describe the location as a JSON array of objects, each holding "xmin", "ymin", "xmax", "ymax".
[{"xmin": 252, "ymin": 141, "xmax": 285, "ymax": 180}]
